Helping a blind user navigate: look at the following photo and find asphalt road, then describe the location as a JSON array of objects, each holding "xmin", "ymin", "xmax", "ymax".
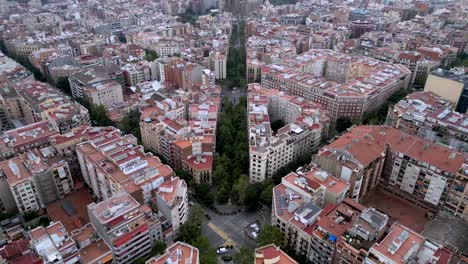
[
  {"xmin": 221, "ymin": 85, "xmax": 246, "ymax": 104},
  {"xmin": 201, "ymin": 205, "xmax": 271, "ymax": 253}
]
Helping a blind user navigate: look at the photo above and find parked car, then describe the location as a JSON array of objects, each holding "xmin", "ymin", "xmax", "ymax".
[
  {"xmin": 205, "ymin": 214, "xmax": 211, "ymax": 220},
  {"xmin": 217, "ymin": 247, "xmax": 228, "ymax": 254}
]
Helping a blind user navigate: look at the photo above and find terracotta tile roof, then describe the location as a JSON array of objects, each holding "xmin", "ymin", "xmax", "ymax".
[
  {"xmin": 255, "ymin": 244, "xmax": 298, "ymax": 264},
  {"xmin": 147, "ymin": 241, "xmax": 199, "ymax": 264},
  {"xmin": 327, "ymin": 126, "xmax": 466, "ymax": 174}
]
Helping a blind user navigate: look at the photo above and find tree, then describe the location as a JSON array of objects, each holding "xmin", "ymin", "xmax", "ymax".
[
  {"xmin": 56, "ymin": 77, "xmax": 71, "ymax": 95},
  {"xmin": 150, "ymin": 240, "xmax": 167, "ymax": 256},
  {"xmin": 234, "ymin": 246, "xmax": 254, "ymax": 264},
  {"xmin": 145, "ymin": 49, "xmax": 158, "ymax": 62},
  {"xmin": 257, "ymin": 224, "xmax": 284, "ymax": 247},
  {"xmin": 336, "ymin": 117, "xmax": 352, "ymax": 133},
  {"xmin": 175, "ymin": 169, "xmax": 192, "ymax": 185},
  {"xmin": 0, "ymin": 212, "xmax": 14, "ymax": 221},
  {"xmin": 216, "ymin": 183, "xmax": 230, "ymax": 204},
  {"xmin": 192, "ymin": 236, "xmax": 218, "ymax": 264},
  {"xmin": 176, "ymin": 222, "xmax": 217, "ymax": 264},
  {"xmin": 260, "ymin": 183, "xmax": 275, "ymax": 205},
  {"xmin": 117, "ymin": 32, "xmax": 127, "ymax": 43},
  {"xmin": 175, "ymin": 224, "xmax": 202, "ymax": 243},
  {"xmin": 117, "ymin": 109, "xmax": 141, "ymax": 140},
  {"xmin": 244, "ymin": 183, "xmax": 263, "ymax": 210},
  {"xmin": 23, "ymin": 211, "xmax": 39, "ymax": 222},
  {"xmin": 90, "ymin": 105, "xmax": 113, "ymax": 126},
  {"xmin": 232, "ymin": 175, "xmax": 249, "ymax": 205},
  {"xmin": 188, "ymin": 204, "xmax": 205, "ymax": 226},
  {"xmin": 194, "ymin": 183, "xmax": 214, "ymax": 206}
]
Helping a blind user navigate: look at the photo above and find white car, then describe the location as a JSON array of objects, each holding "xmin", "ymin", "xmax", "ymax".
[{"xmin": 216, "ymin": 247, "xmax": 228, "ymax": 254}]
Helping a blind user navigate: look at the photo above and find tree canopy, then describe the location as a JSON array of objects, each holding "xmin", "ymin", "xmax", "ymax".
[
  {"xmin": 234, "ymin": 246, "xmax": 254, "ymax": 264},
  {"xmin": 145, "ymin": 49, "xmax": 158, "ymax": 62},
  {"xmin": 257, "ymin": 224, "xmax": 284, "ymax": 247},
  {"xmin": 336, "ymin": 117, "xmax": 353, "ymax": 134},
  {"xmin": 194, "ymin": 183, "xmax": 214, "ymax": 206},
  {"xmin": 221, "ymin": 21, "xmax": 246, "ymax": 89},
  {"xmin": 116, "ymin": 108, "xmax": 141, "ymax": 140}
]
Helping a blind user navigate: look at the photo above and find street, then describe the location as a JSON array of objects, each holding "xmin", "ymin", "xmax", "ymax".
[
  {"xmin": 199, "ymin": 204, "xmax": 271, "ymax": 259},
  {"xmin": 221, "ymin": 85, "xmax": 246, "ymax": 104}
]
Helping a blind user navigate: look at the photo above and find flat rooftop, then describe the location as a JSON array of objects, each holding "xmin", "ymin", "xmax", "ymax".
[{"xmin": 422, "ymin": 213, "xmax": 468, "ymax": 256}]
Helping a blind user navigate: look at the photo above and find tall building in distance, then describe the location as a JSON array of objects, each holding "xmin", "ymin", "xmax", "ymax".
[
  {"xmin": 424, "ymin": 67, "xmax": 468, "ymax": 114},
  {"xmin": 387, "ymin": 91, "xmax": 467, "ymax": 152},
  {"xmin": 261, "ymin": 49, "xmax": 411, "ymax": 121}
]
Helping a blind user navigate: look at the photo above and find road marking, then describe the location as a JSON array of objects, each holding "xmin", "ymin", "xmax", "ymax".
[{"xmin": 207, "ymin": 222, "xmax": 238, "ymax": 247}]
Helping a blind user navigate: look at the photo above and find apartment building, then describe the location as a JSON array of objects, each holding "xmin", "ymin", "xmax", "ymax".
[
  {"xmin": 83, "ymin": 80, "xmax": 124, "ymax": 109},
  {"xmin": 335, "ymin": 207, "xmax": 389, "ymax": 263},
  {"xmin": 0, "ymin": 86, "xmax": 23, "ymax": 127},
  {"xmin": 309, "ymin": 199, "xmax": 371, "ymax": 263},
  {"xmin": 140, "ymin": 70, "xmax": 220, "ymax": 184},
  {"xmin": 416, "ymin": 45, "xmax": 458, "ymax": 68},
  {"xmin": 172, "ymin": 137, "xmax": 214, "ymax": 184},
  {"xmin": 261, "ymin": 49, "xmax": 411, "ymax": 121},
  {"xmin": 254, "ymin": 244, "xmax": 298, "ymax": 264},
  {"xmin": 76, "ymin": 131, "xmax": 173, "ymax": 204},
  {"xmin": 72, "ymin": 224, "xmax": 113, "ymax": 264},
  {"xmin": 16, "ymin": 81, "xmax": 90, "ymax": 133},
  {"xmin": 365, "ymin": 223, "xmax": 425, "ymax": 264},
  {"xmin": 0, "ymin": 121, "xmax": 59, "ymax": 161},
  {"xmin": 397, "ymin": 51, "xmax": 438, "ymax": 88},
  {"xmin": 0, "ymin": 104, "xmax": 9, "ymax": 132},
  {"xmin": 424, "ymin": 67, "xmax": 468, "ymax": 113},
  {"xmin": 29, "ymin": 221, "xmax": 79, "ymax": 264},
  {"xmin": 314, "ymin": 126, "xmax": 392, "ymax": 201},
  {"xmin": 446, "ymin": 163, "xmax": 468, "ymax": 221},
  {"xmin": 315, "ymin": 126, "xmax": 467, "ymax": 219},
  {"xmin": 141, "ymin": 114, "xmax": 190, "ymax": 162},
  {"xmin": 122, "ymin": 61, "xmax": 153, "ymax": 87},
  {"xmin": 69, "ymin": 65, "xmax": 123, "ymax": 99},
  {"xmin": 51, "ymin": 126, "xmax": 127, "ymax": 173},
  {"xmin": 156, "ymin": 58, "xmax": 204, "ymax": 91},
  {"xmin": 0, "ymin": 157, "xmax": 42, "ymax": 213},
  {"xmin": 155, "ymin": 177, "xmax": 188, "ymax": 232},
  {"xmin": 245, "ymin": 32, "xmax": 299, "ymax": 84},
  {"xmin": 21, "ymin": 149, "xmax": 74, "ymax": 204},
  {"xmin": 272, "ymin": 165, "xmax": 349, "ymax": 260},
  {"xmin": 387, "ymin": 91, "xmax": 467, "ymax": 152},
  {"xmin": 209, "ymin": 52, "xmax": 226, "ymax": 80},
  {"xmin": 88, "ymin": 192, "xmax": 162, "ymax": 264},
  {"xmin": 146, "ymin": 241, "xmax": 199, "ymax": 264},
  {"xmin": 0, "ymin": 148, "xmax": 74, "ymax": 213},
  {"xmin": 248, "ymin": 83, "xmax": 328, "ymax": 183},
  {"xmin": 381, "ymin": 134, "xmax": 465, "ymax": 213}
]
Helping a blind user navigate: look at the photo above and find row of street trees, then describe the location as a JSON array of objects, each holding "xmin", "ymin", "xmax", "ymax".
[
  {"xmin": 175, "ymin": 204, "xmax": 218, "ymax": 264},
  {"xmin": 221, "ymin": 21, "xmax": 246, "ymax": 88}
]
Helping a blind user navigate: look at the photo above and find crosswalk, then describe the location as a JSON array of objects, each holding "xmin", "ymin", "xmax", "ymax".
[{"xmin": 207, "ymin": 221, "xmax": 238, "ymax": 248}]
